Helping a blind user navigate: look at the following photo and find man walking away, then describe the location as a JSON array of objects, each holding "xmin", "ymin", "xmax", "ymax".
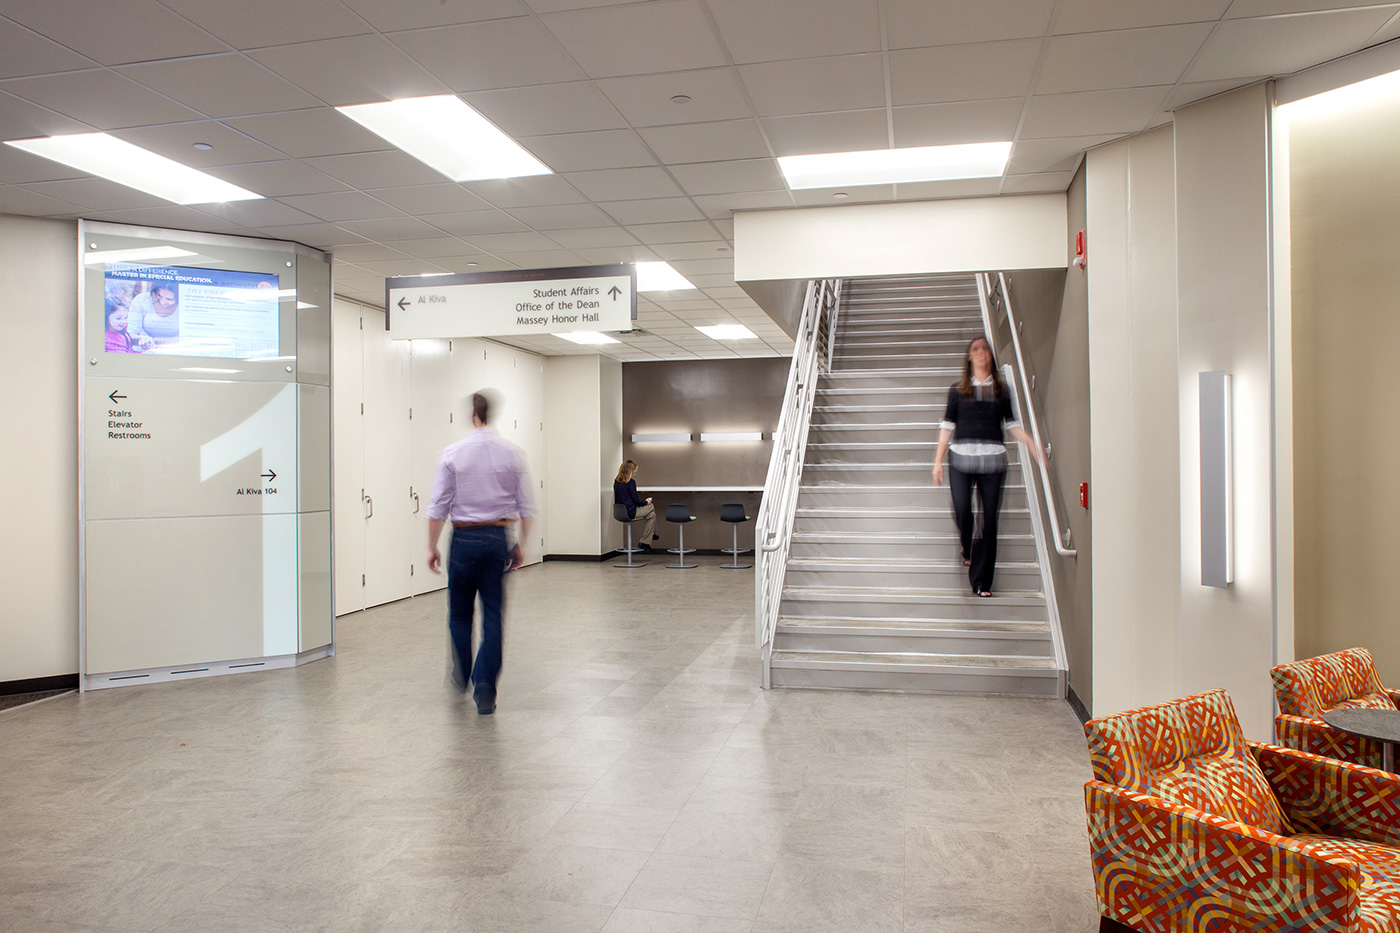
[{"xmin": 426, "ymin": 391, "xmax": 535, "ymax": 715}]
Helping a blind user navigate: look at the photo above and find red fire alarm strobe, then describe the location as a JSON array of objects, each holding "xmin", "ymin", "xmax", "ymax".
[
  {"xmin": 1072, "ymin": 229, "xmax": 1087, "ymax": 270},
  {"xmin": 1079, "ymin": 482, "xmax": 1089, "ymax": 509}
]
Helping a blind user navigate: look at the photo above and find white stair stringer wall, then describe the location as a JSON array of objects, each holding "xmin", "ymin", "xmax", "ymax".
[{"xmin": 768, "ymin": 273, "xmax": 1067, "ymax": 697}]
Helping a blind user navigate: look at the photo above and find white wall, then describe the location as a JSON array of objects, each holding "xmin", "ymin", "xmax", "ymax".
[
  {"xmin": 1174, "ymin": 83, "xmax": 1283, "ymax": 742},
  {"xmin": 1086, "ymin": 127, "xmax": 1182, "ymax": 716},
  {"xmin": 0, "ymin": 214, "xmax": 78, "ymax": 682},
  {"xmin": 544, "ymin": 355, "xmax": 608, "ymax": 556}
]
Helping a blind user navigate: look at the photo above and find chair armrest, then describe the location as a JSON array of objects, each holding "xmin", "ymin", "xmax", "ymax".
[
  {"xmin": 1275, "ymin": 714, "xmax": 1385, "ymax": 769},
  {"xmin": 1086, "ymin": 781, "xmax": 1361, "ymax": 932},
  {"xmin": 1388, "ymin": 688, "xmax": 1400, "ymax": 709},
  {"xmin": 1250, "ymin": 741, "xmax": 1400, "ymax": 847}
]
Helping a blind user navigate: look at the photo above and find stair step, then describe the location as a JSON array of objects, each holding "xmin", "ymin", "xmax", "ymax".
[
  {"xmin": 769, "ymin": 650, "xmax": 1056, "ymax": 670},
  {"xmin": 781, "ymin": 585, "xmax": 1043, "ymax": 603},
  {"xmin": 776, "ymin": 615, "xmax": 1049, "ymax": 634}
]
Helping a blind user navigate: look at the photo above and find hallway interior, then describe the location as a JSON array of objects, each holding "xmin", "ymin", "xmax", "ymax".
[{"xmin": 0, "ymin": 561, "xmax": 1095, "ymax": 932}]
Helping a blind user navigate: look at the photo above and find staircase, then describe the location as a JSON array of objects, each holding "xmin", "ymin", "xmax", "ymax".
[{"xmin": 768, "ymin": 274, "xmax": 1063, "ymax": 697}]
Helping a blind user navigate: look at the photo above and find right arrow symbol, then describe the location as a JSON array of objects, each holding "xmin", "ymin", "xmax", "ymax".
[{"xmin": 608, "ymin": 286, "xmax": 621, "ymax": 300}]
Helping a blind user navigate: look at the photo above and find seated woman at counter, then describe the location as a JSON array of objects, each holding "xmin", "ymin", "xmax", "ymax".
[{"xmin": 613, "ymin": 459, "xmax": 658, "ymax": 550}]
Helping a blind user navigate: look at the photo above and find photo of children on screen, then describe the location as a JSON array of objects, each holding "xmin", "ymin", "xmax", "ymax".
[
  {"xmin": 127, "ymin": 279, "xmax": 180, "ymax": 345},
  {"xmin": 103, "ymin": 298, "xmax": 152, "ymax": 354}
]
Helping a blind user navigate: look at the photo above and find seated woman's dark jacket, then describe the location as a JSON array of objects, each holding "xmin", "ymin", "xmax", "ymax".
[{"xmin": 614, "ymin": 479, "xmax": 645, "ymax": 518}]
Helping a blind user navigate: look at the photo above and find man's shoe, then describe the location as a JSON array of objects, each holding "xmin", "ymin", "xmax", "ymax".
[{"xmin": 474, "ymin": 691, "xmax": 496, "ymax": 715}]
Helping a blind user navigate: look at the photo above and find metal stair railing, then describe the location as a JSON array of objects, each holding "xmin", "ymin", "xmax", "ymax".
[{"xmin": 755, "ymin": 278, "xmax": 841, "ymax": 688}]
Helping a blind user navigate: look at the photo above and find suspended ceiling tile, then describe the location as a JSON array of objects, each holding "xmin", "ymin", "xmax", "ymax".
[
  {"xmin": 390, "ymin": 236, "xmax": 485, "ymax": 259},
  {"xmin": 279, "ymin": 190, "xmax": 408, "ymax": 222},
  {"xmin": 220, "ymin": 108, "xmax": 392, "ymax": 159},
  {"xmin": 546, "ymin": 226, "xmax": 640, "ymax": 249},
  {"xmin": 625, "ymin": 220, "xmax": 726, "ymax": 244},
  {"xmin": 598, "ymin": 197, "xmax": 705, "ymax": 224},
  {"xmin": 328, "ymin": 243, "xmax": 411, "ymax": 263},
  {"xmin": 1007, "ymin": 135, "xmax": 1111, "ymax": 174},
  {"xmin": 896, "ymin": 177, "xmax": 1004, "ymax": 199},
  {"xmin": 507, "ymin": 202, "xmax": 614, "ymax": 229},
  {"xmin": 255, "ymin": 222, "xmax": 370, "ymax": 247},
  {"xmin": 595, "ymin": 67, "xmax": 752, "ymax": 127},
  {"xmin": 158, "ymin": 0, "xmax": 371, "ymax": 49},
  {"xmin": 424, "ymin": 209, "xmax": 529, "ymax": 237},
  {"xmin": 1001, "ymin": 171, "xmax": 1078, "ymax": 193},
  {"xmin": 342, "ymin": 0, "xmax": 528, "ymax": 31},
  {"xmin": 304, "ymin": 150, "xmax": 447, "ymax": 189},
  {"xmin": 438, "ymin": 255, "xmax": 517, "ymax": 272},
  {"xmin": 0, "ymin": 184, "xmax": 86, "ymax": 215},
  {"xmin": 464, "ymin": 82, "xmax": 628, "ymax": 137},
  {"xmin": 692, "ymin": 190, "xmax": 794, "ymax": 217},
  {"xmin": 0, "ymin": 90, "xmax": 90, "ymax": 140},
  {"xmin": 249, "ymin": 35, "xmax": 447, "ymax": 107},
  {"xmin": 668, "ymin": 160, "xmax": 785, "ymax": 197},
  {"xmin": 1036, "ymin": 24, "xmax": 1214, "ymax": 94},
  {"xmin": 205, "ymin": 160, "xmax": 349, "ymax": 198},
  {"xmin": 0, "ymin": 71, "xmax": 201, "ymax": 130},
  {"xmin": 1164, "ymin": 79, "xmax": 1258, "ymax": 111},
  {"xmin": 1051, "ymin": 0, "xmax": 1232, "ymax": 33},
  {"xmin": 21, "ymin": 176, "xmax": 170, "ymax": 211},
  {"xmin": 888, "ymin": 40, "xmax": 1041, "ymax": 106},
  {"xmin": 574, "ymin": 245, "xmax": 659, "ymax": 263},
  {"xmin": 336, "ymin": 215, "xmax": 447, "ymax": 241},
  {"xmin": 0, "ymin": 19, "xmax": 93, "ymax": 79},
  {"xmin": 540, "ymin": 0, "xmax": 729, "ymax": 78},
  {"xmin": 464, "ymin": 175, "xmax": 589, "ymax": 208},
  {"xmin": 102, "ymin": 204, "xmax": 247, "ymax": 233},
  {"xmin": 790, "ymin": 185, "xmax": 893, "ymax": 206},
  {"xmin": 113, "ymin": 121, "xmax": 284, "ymax": 167},
  {"xmin": 2, "ymin": 0, "xmax": 224, "ymax": 65},
  {"xmin": 637, "ymin": 120, "xmax": 769, "ymax": 163},
  {"xmin": 564, "ymin": 166, "xmax": 685, "ymax": 202},
  {"xmin": 390, "ymin": 18, "xmax": 584, "ymax": 92},
  {"xmin": 739, "ymin": 55, "xmax": 888, "ymax": 117},
  {"xmin": 892, "ymin": 98, "xmax": 1025, "ymax": 146},
  {"xmin": 365, "ymin": 183, "xmax": 491, "ymax": 215},
  {"xmin": 707, "ymin": 0, "xmax": 882, "ymax": 64},
  {"xmin": 760, "ymin": 110, "xmax": 889, "ymax": 157},
  {"xmin": 188, "ymin": 198, "xmax": 325, "ymax": 227},
  {"xmin": 668, "ymin": 257, "xmax": 734, "ymax": 276},
  {"xmin": 492, "ymin": 249, "xmax": 586, "ymax": 268},
  {"xmin": 653, "ymin": 241, "xmax": 733, "ymax": 262},
  {"xmin": 1019, "ymin": 86, "xmax": 1171, "ymax": 138},
  {"xmin": 519, "ymin": 129, "xmax": 657, "ymax": 173},
  {"xmin": 0, "ymin": 142, "xmax": 86, "ymax": 184},
  {"xmin": 356, "ymin": 257, "xmax": 449, "ymax": 276},
  {"xmin": 883, "ymin": 0, "xmax": 1057, "ymax": 47},
  {"xmin": 118, "ymin": 54, "xmax": 323, "ymax": 119},
  {"xmin": 464, "ymin": 231, "xmax": 562, "ymax": 252},
  {"xmin": 1226, "ymin": 0, "xmax": 1398, "ymax": 16},
  {"xmin": 1187, "ymin": 8, "xmax": 1398, "ymax": 81}
]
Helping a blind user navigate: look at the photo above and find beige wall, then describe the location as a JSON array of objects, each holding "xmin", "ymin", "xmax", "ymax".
[
  {"xmin": 0, "ymin": 214, "xmax": 78, "ymax": 682},
  {"xmin": 1287, "ymin": 77, "xmax": 1400, "ymax": 684},
  {"xmin": 1175, "ymin": 84, "xmax": 1283, "ymax": 742},
  {"xmin": 1086, "ymin": 125, "xmax": 1183, "ymax": 718},
  {"xmin": 544, "ymin": 355, "xmax": 616, "ymax": 556}
]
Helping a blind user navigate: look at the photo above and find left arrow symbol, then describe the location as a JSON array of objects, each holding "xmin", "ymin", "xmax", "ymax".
[
  {"xmin": 262, "ymin": 469, "xmax": 277, "ymax": 481},
  {"xmin": 108, "ymin": 390, "xmax": 126, "ymax": 402},
  {"xmin": 397, "ymin": 297, "xmax": 410, "ymax": 311}
]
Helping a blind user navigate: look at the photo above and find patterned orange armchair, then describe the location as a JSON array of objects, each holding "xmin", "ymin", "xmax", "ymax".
[
  {"xmin": 1271, "ymin": 648, "xmax": 1400, "ymax": 769},
  {"xmin": 1084, "ymin": 688, "xmax": 1400, "ymax": 933}
]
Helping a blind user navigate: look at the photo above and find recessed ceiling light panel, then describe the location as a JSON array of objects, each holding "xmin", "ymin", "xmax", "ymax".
[
  {"xmin": 4, "ymin": 133, "xmax": 261, "ymax": 204},
  {"xmin": 778, "ymin": 141, "xmax": 1012, "ymax": 189},
  {"xmin": 336, "ymin": 95, "xmax": 551, "ymax": 182},
  {"xmin": 635, "ymin": 261, "xmax": 695, "ymax": 292},
  {"xmin": 696, "ymin": 324, "xmax": 757, "ymax": 340},
  {"xmin": 556, "ymin": 331, "xmax": 620, "ymax": 345}
]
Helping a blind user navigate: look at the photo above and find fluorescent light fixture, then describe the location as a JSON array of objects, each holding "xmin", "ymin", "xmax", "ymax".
[
  {"xmin": 336, "ymin": 95, "xmax": 551, "ymax": 182},
  {"xmin": 777, "ymin": 141, "xmax": 1012, "ymax": 189},
  {"xmin": 696, "ymin": 324, "xmax": 757, "ymax": 340},
  {"xmin": 635, "ymin": 261, "xmax": 695, "ymax": 291},
  {"xmin": 5, "ymin": 133, "xmax": 261, "ymax": 204},
  {"xmin": 556, "ymin": 331, "xmax": 620, "ymax": 345},
  {"xmin": 177, "ymin": 367, "xmax": 242, "ymax": 374},
  {"xmin": 83, "ymin": 246, "xmax": 197, "ymax": 266},
  {"xmin": 1280, "ymin": 66, "xmax": 1400, "ymax": 119},
  {"xmin": 631, "ymin": 433, "xmax": 692, "ymax": 442},
  {"xmin": 700, "ymin": 432, "xmax": 763, "ymax": 442},
  {"xmin": 1199, "ymin": 372, "xmax": 1232, "ymax": 588}
]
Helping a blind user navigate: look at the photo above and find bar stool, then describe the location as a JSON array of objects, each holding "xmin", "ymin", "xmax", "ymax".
[
  {"xmin": 665, "ymin": 503, "xmax": 698, "ymax": 569},
  {"xmin": 719, "ymin": 503, "xmax": 752, "ymax": 569},
  {"xmin": 612, "ymin": 502, "xmax": 647, "ymax": 569}
]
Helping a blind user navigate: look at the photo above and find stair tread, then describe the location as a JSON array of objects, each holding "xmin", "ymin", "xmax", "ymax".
[
  {"xmin": 777, "ymin": 616, "xmax": 1050, "ymax": 632},
  {"xmin": 769, "ymin": 650, "xmax": 1058, "ymax": 670},
  {"xmin": 791, "ymin": 531, "xmax": 1034, "ymax": 542},
  {"xmin": 783, "ymin": 585, "xmax": 1044, "ymax": 601},
  {"xmin": 787, "ymin": 556, "xmax": 1038, "ymax": 569}
]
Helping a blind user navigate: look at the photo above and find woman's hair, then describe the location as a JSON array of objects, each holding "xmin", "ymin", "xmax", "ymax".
[
  {"xmin": 614, "ymin": 459, "xmax": 637, "ymax": 484},
  {"xmin": 104, "ymin": 299, "xmax": 126, "ymax": 331},
  {"xmin": 957, "ymin": 336, "xmax": 1005, "ymax": 398}
]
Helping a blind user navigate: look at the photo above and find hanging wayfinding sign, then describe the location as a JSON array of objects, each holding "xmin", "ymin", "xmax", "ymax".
[{"xmin": 384, "ymin": 263, "xmax": 636, "ymax": 339}]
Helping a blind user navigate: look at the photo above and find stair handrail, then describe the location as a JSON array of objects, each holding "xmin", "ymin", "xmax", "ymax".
[
  {"xmin": 755, "ymin": 279, "xmax": 841, "ymax": 674},
  {"xmin": 979, "ymin": 272, "xmax": 1077, "ymax": 558}
]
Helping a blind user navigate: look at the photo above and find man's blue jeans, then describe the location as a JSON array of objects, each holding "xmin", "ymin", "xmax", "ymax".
[{"xmin": 447, "ymin": 526, "xmax": 508, "ymax": 703}]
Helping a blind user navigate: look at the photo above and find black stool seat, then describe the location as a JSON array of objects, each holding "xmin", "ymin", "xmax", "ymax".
[
  {"xmin": 665, "ymin": 503, "xmax": 697, "ymax": 569},
  {"xmin": 612, "ymin": 502, "xmax": 647, "ymax": 569},
  {"xmin": 719, "ymin": 503, "xmax": 751, "ymax": 569}
]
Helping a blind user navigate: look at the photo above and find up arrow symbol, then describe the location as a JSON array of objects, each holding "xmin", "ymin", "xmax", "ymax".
[{"xmin": 608, "ymin": 286, "xmax": 622, "ymax": 300}]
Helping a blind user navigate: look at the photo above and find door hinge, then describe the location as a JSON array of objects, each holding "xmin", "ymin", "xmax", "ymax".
[
  {"xmin": 360, "ymin": 402, "xmax": 364, "ymax": 415},
  {"xmin": 449, "ymin": 412, "xmax": 453, "ymax": 423},
  {"xmin": 409, "ymin": 408, "xmax": 413, "ymax": 420},
  {"xmin": 361, "ymin": 574, "xmax": 365, "ymax": 586},
  {"xmin": 410, "ymin": 564, "xmax": 414, "ymax": 576}
]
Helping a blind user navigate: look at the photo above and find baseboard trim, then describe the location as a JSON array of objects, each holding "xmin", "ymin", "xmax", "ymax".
[
  {"xmin": 1067, "ymin": 683, "xmax": 1090, "ymax": 725},
  {"xmin": 0, "ymin": 674, "xmax": 79, "ymax": 697}
]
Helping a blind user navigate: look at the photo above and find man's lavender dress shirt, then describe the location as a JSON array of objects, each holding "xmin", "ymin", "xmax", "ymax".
[{"xmin": 427, "ymin": 427, "xmax": 535, "ymax": 525}]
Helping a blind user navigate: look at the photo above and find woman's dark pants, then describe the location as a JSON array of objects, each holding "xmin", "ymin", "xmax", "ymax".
[{"xmin": 949, "ymin": 466, "xmax": 1006, "ymax": 593}]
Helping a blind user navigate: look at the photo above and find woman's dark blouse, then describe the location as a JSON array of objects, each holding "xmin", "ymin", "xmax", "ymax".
[
  {"xmin": 942, "ymin": 383, "xmax": 1014, "ymax": 443},
  {"xmin": 614, "ymin": 479, "xmax": 645, "ymax": 518}
]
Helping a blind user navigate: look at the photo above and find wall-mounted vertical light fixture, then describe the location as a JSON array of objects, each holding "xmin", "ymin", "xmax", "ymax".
[{"xmin": 1200, "ymin": 371, "xmax": 1232, "ymax": 587}]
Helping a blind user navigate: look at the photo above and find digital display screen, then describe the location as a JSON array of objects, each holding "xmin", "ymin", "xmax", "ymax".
[{"xmin": 103, "ymin": 263, "xmax": 281, "ymax": 359}]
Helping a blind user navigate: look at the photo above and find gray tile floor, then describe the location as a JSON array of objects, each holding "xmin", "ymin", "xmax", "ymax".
[{"xmin": 0, "ymin": 561, "xmax": 1099, "ymax": 933}]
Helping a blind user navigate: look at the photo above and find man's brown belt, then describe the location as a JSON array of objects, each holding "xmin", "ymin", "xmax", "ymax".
[{"xmin": 453, "ymin": 519, "xmax": 512, "ymax": 528}]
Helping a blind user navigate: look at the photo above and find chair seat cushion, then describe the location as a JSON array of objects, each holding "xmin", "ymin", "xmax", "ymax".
[{"xmin": 1291, "ymin": 834, "xmax": 1400, "ymax": 933}]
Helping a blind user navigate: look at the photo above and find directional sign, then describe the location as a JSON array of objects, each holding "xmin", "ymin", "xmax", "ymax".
[{"xmin": 384, "ymin": 263, "xmax": 637, "ymax": 340}]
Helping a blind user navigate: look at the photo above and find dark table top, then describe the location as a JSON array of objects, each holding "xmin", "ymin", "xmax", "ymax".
[{"xmin": 1322, "ymin": 707, "xmax": 1400, "ymax": 744}]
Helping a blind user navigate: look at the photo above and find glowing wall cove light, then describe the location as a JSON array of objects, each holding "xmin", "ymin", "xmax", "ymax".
[
  {"xmin": 631, "ymin": 433, "xmax": 692, "ymax": 442},
  {"xmin": 699, "ymin": 432, "xmax": 763, "ymax": 442},
  {"xmin": 336, "ymin": 96, "xmax": 551, "ymax": 182},
  {"xmin": 777, "ymin": 142, "xmax": 1012, "ymax": 189},
  {"xmin": 4, "ymin": 134, "xmax": 261, "ymax": 204},
  {"xmin": 635, "ymin": 262, "xmax": 695, "ymax": 291}
]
